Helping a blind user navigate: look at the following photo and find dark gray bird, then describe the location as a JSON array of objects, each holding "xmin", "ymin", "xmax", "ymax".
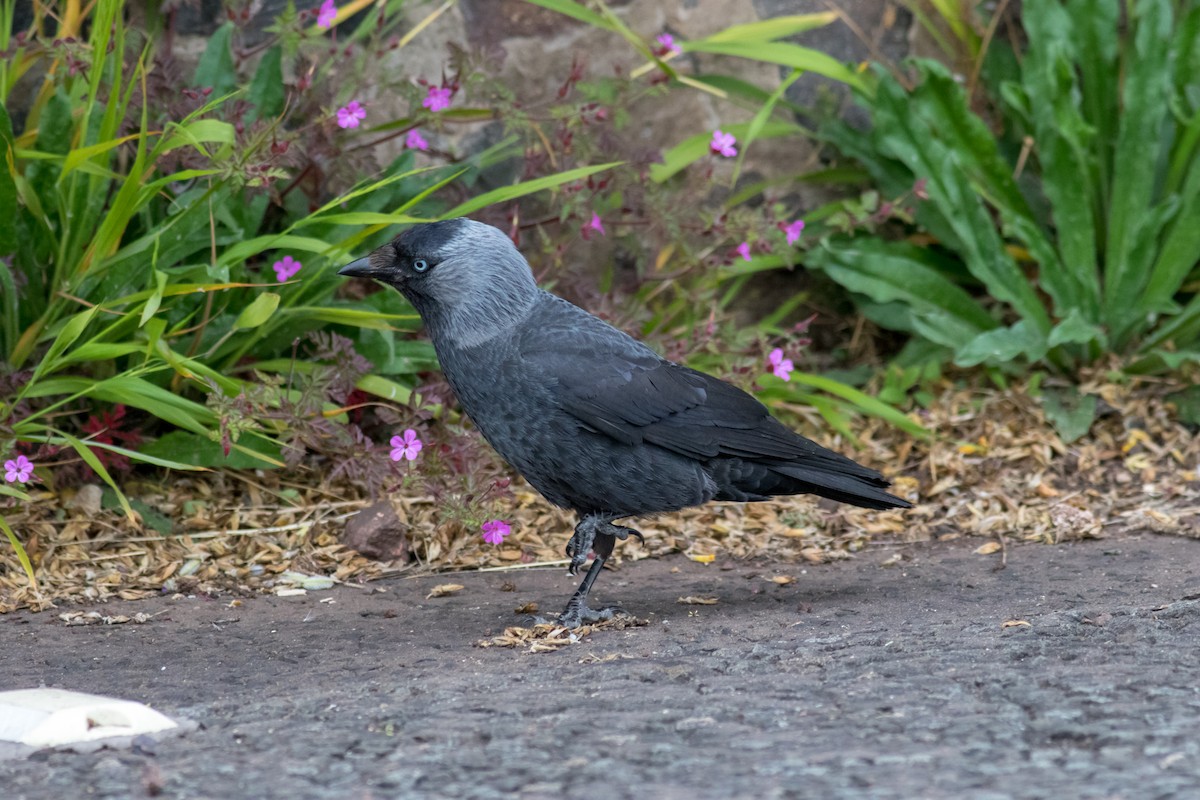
[{"xmin": 340, "ymin": 218, "xmax": 910, "ymax": 627}]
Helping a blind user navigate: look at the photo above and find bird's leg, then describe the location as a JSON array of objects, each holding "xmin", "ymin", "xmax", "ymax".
[
  {"xmin": 558, "ymin": 530, "xmax": 620, "ymax": 628},
  {"xmin": 565, "ymin": 518, "xmax": 644, "ymax": 578}
]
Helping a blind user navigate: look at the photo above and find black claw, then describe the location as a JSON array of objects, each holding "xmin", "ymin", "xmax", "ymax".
[{"xmin": 612, "ymin": 525, "xmax": 644, "ymax": 544}]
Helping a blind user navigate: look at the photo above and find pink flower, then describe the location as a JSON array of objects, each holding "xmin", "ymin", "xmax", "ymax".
[
  {"xmin": 4, "ymin": 455, "xmax": 33, "ymax": 483},
  {"xmin": 768, "ymin": 348, "xmax": 794, "ymax": 381},
  {"xmin": 336, "ymin": 101, "xmax": 366, "ymax": 129},
  {"xmin": 405, "ymin": 129, "xmax": 429, "ymax": 151},
  {"xmin": 390, "ymin": 429, "xmax": 423, "ymax": 462},
  {"xmin": 736, "ymin": 242, "xmax": 752, "ymax": 262},
  {"xmin": 316, "ymin": 0, "xmax": 337, "ymax": 29},
  {"xmin": 272, "ymin": 255, "xmax": 302, "ymax": 282},
  {"xmin": 782, "ymin": 219, "xmax": 806, "ymax": 246},
  {"xmin": 481, "ymin": 519, "xmax": 511, "ymax": 545},
  {"xmin": 710, "ymin": 129, "xmax": 737, "ymax": 158},
  {"xmin": 423, "ymin": 86, "xmax": 452, "ymax": 112},
  {"xmin": 655, "ymin": 33, "xmax": 681, "ymax": 56},
  {"xmin": 588, "ymin": 212, "xmax": 605, "ymax": 236}
]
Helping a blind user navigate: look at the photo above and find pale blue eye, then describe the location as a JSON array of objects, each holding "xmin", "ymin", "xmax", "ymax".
[{"xmin": 413, "ymin": 259, "xmax": 429, "ymax": 272}]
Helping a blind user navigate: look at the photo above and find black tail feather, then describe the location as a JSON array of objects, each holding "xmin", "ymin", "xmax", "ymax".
[{"xmin": 710, "ymin": 458, "xmax": 911, "ymax": 510}]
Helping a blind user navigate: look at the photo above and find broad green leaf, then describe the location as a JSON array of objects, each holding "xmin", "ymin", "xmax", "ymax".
[
  {"xmin": 193, "ymin": 23, "xmax": 237, "ymax": 96},
  {"xmin": 869, "ymin": 71, "xmax": 1050, "ymax": 334},
  {"xmin": 1140, "ymin": 153, "xmax": 1200, "ymax": 319},
  {"xmin": 954, "ymin": 320, "xmax": 1048, "ymax": 367},
  {"xmin": 159, "ymin": 119, "xmax": 236, "ymax": 155},
  {"xmin": 1104, "ymin": 0, "xmax": 1173, "ymax": 321},
  {"xmin": 1042, "ymin": 388, "xmax": 1097, "ymax": 443},
  {"xmin": 247, "ymin": 46, "xmax": 285, "ymax": 122},
  {"xmin": 141, "ymin": 430, "xmax": 281, "ymax": 470},
  {"xmin": 234, "ymin": 292, "xmax": 280, "ymax": 330},
  {"xmin": 808, "ymin": 238, "xmax": 996, "ymax": 349},
  {"xmin": 1047, "ymin": 309, "xmax": 1107, "ymax": 348}
]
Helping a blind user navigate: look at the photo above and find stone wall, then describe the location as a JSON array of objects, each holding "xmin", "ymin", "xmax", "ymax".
[{"xmin": 166, "ymin": 0, "xmax": 918, "ymax": 179}]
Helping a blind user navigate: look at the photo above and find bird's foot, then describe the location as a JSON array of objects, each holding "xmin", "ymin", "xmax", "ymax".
[
  {"xmin": 609, "ymin": 524, "xmax": 644, "ymax": 544},
  {"xmin": 565, "ymin": 520, "xmax": 597, "ymax": 576},
  {"xmin": 558, "ymin": 598, "xmax": 625, "ymax": 629}
]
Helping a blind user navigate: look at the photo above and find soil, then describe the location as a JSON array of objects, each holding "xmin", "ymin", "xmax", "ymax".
[{"xmin": 2, "ymin": 534, "xmax": 1199, "ymax": 800}]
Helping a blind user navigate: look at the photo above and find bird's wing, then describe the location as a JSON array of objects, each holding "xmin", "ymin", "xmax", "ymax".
[{"xmin": 518, "ymin": 303, "xmax": 876, "ymax": 478}]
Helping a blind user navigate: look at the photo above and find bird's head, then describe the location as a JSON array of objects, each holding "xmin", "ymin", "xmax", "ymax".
[{"xmin": 339, "ymin": 218, "xmax": 539, "ymax": 346}]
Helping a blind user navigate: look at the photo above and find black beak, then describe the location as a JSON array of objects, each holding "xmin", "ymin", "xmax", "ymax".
[{"xmin": 337, "ymin": 256, "xmax": 374, "ymax": 278}]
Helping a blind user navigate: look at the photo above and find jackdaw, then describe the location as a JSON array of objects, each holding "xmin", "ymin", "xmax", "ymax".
[{"xmin": 340, "ymin": 218, "xmax": 911, "ymax": 627}]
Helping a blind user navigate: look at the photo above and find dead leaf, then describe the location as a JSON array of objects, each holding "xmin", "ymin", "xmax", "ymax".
[
  {"xmin": 687, "ymin": 553, "xmax": 715, "ymax": 564},
  {"xmin": 514, "ymin": 602, "xmax": 539, "ymax": 614},
  {"xmin": 426, "ymin": 583, "xmax": 464, "ymax": 599},
  {"xmin": 677, "ymin": 596, "xmax": 719, "ymax": 605},
  {"xmin": 975, "ymin": 541, "xmax": 1003, "ymax": 555},
  {"xmin": 771, "ymin": 575, "xmax": 795, "ymax": 585},
  {"xmin": 1002, "ymin": 619, "xmax": 1031, "ymax": 628}
]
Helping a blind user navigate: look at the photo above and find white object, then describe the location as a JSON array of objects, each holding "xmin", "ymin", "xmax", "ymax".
[{"xmin": 0, "ymin": 689, "xmax": 178, "ymax": 747}]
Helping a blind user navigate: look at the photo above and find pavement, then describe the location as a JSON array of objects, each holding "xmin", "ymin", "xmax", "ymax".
[{"xmin": 1, "ymin": 534, "xmax": 1198, "ymax": 799}]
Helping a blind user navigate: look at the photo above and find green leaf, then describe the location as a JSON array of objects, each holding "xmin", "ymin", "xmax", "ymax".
[
  {"xmin": 869, "ymin": 68, "xmax": 1051, "ymax": 334},
  {"xmin": 0, "ymin": 514, "xmax": 36, "ymax": 589},
  {"xmin": 141, "ymin": 430, "xmax": 281, "ymax": 470},
  {"xmin": 731, "ymin": 69, "xmax": 802, "ymax": 185},
  {"xmin": 955, "ymin": 320, "xmax": 1049, "ymax": 367},
  {"xmin": 140, "ymin": 269, "xmax": 169, "ymax": 326},
  {"xmin": 523, "ymin": 0, "xmax": 613, "ymax": 30},
  {"xmin": 234, "ymin": 292, "xmax": 281, "ymax": 330},
  {"xmin": 1047, "ymin": 308, "xmax": 1107, "ymax": 348},
  {"xmin": 1104, "ymin": 0, "xmax": 1174, "ymax": 320},
  {"xmin": 1166, "ymin": 385, "xmax": 1200, "ymax": 425},
  {"xmin": 247, "ymin": 46, "xmax": 285, "ymax": 122},
  {"xmin": 219, "ymin": 235, "xmax": 333, "ymax": 266},
  {"xmin": 293, "ymin": 211, "xmax": 424, "ymax": 227},
  {"xmin": 159, "ymin": 119, "xmax": 237, "ymax": 155},
  {"xmin": 442, "ymin": 162, "xmax": 622, "ymax": 218},
  {"xmin": 61, "ymin": 133, "xmax": 143, "ymax": 175},
  {"xmin": 808, "ymin": 238, "xmax": 996, "ymax": 349},
  {"xmin": 0, "ymin": 102, "xmax": 17, "ymax": 266},
  {"xmin": 279, "ymin": 306, "xmax": 419, "ymax": 330},
  {"xmin": 704, "ymin": 13, "xmax": 838, "ymax": 42},
  {"xmin": 779, "ymin": 372, "xmax": 931, "ymax": 439},
  {"xmin": 192, "ymin": 22, "xmax": 237, "ymax": 96},
  {"xmin": 683, "ymin": 40, "xmax": 864, "ymax": 91},
  {"xmin": 1042, "ymin": 387, "xmax": 1097, "ymax": 443},
  {"xmin": 21, "ymin": 306, "xmax": 101, "ymax": 393}
]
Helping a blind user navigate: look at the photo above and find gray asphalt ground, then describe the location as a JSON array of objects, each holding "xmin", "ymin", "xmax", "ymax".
[{"xmin": 2, "ymin": 534, "xmax": 1198, "ymax": 799}]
